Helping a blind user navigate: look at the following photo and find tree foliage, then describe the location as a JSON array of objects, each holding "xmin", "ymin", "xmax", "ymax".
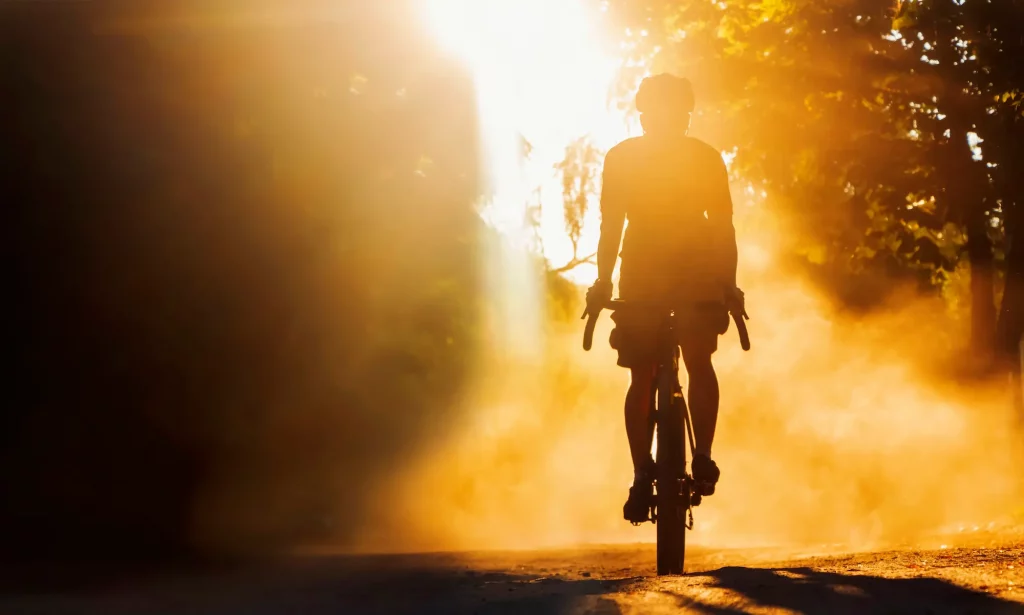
[
  {"xmin": 552, "ymin": 137, "xmax": 604, "ymax": 271},
  {"xmin": 606, "ymin": 0, "xmax": 1024, "ymax": 351},
  {"xmin": 2, "ymin": 4, "xmax": 486, "ymax": 559}
]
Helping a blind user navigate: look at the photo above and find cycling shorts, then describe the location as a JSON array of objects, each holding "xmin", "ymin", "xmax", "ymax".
[{"xmin": 609, "ymin": 302, "xmax": 728, "ymax": 369}]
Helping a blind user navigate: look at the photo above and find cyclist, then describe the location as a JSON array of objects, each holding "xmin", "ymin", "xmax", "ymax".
[{"xmin": 587, "ymin": 73, "xmax": 744, "ymax": 524}]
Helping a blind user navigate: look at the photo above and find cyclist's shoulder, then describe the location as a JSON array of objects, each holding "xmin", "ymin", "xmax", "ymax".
[
  {"xmin": 607, "ymin": 136, "xmax": 727, "ymax": 175},
  {"xmin": 606, "ymin": 136, "xmax": 646, "ymax": 161},
  {"xmin": 681, "ymin": 136, "xmax": 727, "ymax": 165},
  {"xmin": 609, "ymin": 135, "xmax": 723, "ymax": 158}
]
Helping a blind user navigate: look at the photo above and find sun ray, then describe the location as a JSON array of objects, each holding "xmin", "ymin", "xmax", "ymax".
[{"xmin": 421, "ymin": 0, "xmax": 637, "ymax": 283}]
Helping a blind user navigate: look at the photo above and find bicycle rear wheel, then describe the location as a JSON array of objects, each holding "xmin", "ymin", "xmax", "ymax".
[{"xmin": 655, "ymin": 366, "xmax": 687, "ymax": 575}]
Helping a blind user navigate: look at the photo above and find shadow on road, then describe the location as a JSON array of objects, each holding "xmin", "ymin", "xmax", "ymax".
[
  {"xmin": 280, "ymin": 556, "xmax": 634, "ymax": 615},
  {"xmin": 0, "ymin": 555, "xmax": 633, "ymax": 615},
  {"xmin": 6, "ymin": 556, "xmax": 1024, "ymax": 614},
  {"xmin": 670, "ymin": 566, "xmax": 1024, "ymax": 615}
]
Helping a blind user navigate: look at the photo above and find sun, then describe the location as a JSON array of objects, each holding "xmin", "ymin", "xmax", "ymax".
[{"xmin": 421, "ymin": 0, "xmax": 638, "ymax": 281}]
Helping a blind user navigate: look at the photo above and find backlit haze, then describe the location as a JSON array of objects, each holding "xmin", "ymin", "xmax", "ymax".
[
  {"xmin": 8, "ymin": 0, "xmax": 1023, "ymax": 568},
  {"xmin": 422, "ymin": 0, "xmax": 631, "ymax": 279},
  {"xmin": 353, "ymin": 0, "xmax": 1024, "ymax": 554}
]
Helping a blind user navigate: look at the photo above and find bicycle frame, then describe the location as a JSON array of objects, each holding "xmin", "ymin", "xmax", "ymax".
[
  {"xmin": 649, "ymin": 305, "xmax": 694, "ymax": 575},
  {"xmin": 582, "ymin": 299, "xmax": 703, "ymax": 575},
  {"xmin": 582, "ymin": 295, "xmax": 749, "ymax": 575}
]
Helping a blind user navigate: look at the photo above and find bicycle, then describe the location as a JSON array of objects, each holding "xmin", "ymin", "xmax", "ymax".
[{"xmin": 581, "ymin": 298, "xmax": 749, "ymax": 576}]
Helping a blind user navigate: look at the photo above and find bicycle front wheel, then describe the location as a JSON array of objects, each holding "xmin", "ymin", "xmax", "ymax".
[{"xmin": 655, "ymin": 367, "xmax": 687, "ymax": 575}]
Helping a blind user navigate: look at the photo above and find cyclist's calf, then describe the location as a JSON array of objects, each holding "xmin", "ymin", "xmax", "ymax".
[
  {"xmin": 681, "ymin": 348, "xmax": 718, "ymax": 458},
  {"xmin": 625, "ymin": 365, "xmax": 657, "ymax": 478}
]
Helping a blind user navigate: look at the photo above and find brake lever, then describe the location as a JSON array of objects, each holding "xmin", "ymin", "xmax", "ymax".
[
  {"xmin": 582, "ymin": 305, "xmax": 601, "ymax": 351},
  {"xmin": 730, "ymin": 308, "xmax": 751, "ymax": 351}
]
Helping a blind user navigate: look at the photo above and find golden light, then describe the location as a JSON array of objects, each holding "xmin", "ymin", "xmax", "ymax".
[
  {"xmin": 421, "ymin": 0, "xmax": 636, "ymax": 280},
  {"xmin": 356, "ymin": 2, "xmax": 1024, "ymax": 557}
]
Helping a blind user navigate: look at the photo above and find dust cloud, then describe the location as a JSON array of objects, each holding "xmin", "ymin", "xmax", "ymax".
[{"xmin": 353, "ymin": 207, "xmax": 1024, "ymax": 555}]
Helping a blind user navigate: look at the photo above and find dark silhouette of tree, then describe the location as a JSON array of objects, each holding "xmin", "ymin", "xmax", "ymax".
[
  {"xmin": 552, "ymin": 137, "xmax": 604, "ymax": 273},
  {"xmin": 1, "ymin": 2, "xmax": 486, "ymax": 561}
]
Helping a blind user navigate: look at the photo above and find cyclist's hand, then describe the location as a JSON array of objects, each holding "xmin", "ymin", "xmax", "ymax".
[
  {"xmin": 586, "ymin": 279, "xmax": 613, "ymax": 311},
  {"xmin": 724, "ymin": 286, "xmax": 746, "ymax": 316}
]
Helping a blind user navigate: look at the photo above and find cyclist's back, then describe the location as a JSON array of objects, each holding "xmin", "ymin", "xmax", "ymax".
[{"xmin": 602, "ymin": 134, "xmax": 732, "ymax": 304}]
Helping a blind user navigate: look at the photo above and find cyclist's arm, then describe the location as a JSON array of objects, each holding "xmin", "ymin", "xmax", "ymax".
[
  {"xmin": 597, "ymin": 149, "xmax": 626, "ymax": 283},
  {"xmin": 706, "ymin": 150, "xmax": 737, "ymax": 288}
]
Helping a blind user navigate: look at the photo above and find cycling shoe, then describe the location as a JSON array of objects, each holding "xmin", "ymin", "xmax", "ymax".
[
  {"xmin": 623, "ymin": 481, "xmax": 653, "ymax": 524},
  {"xmin": 691, "ymin": 454, "xmax": 720, "ymax": 496}
]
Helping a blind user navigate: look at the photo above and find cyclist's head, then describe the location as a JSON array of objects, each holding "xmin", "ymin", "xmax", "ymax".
[{"xmin": 635, "ymin": 73, "xmax": 694, "ymax": 137}]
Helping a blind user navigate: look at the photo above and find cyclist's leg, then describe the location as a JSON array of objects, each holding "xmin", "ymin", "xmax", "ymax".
[
  {"xmin": 625, "ymin": 363, "xmax": 656, "ymax": 475},
  {"xmin": 679, "ymin": 307, "xmax": 724, "ymax": 493},
  {"xmin": 610, "ymin": 305, "xmax": 658, "ymax": 476},
  {"xmin": 623, "ymin": 361, "xmax": 657, "ymax": 521},
  {"xmin": 611, "ymin": 303, "xmax": 659, "ymax": 522},
  {"xmin": 680, "ymin": 339, "xmax": 718, "ymax": 458},
  {"xmin": 679, "ymin": 302, "xmax": 727, "ymax": 458}
]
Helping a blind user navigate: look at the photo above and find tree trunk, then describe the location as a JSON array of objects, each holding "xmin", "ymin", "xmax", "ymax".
[
  {"xmin": 997, "ymin": 217, "xmax": 1024, "ymax": 415},
  {"xmin": 995, "ymin": 117, "xmax": 1024, "ymax": 420},
  {"xmin": 967, "ymin": 206, "xmax": 996, "ymax": 363},
  {"xmin": 948, "ymin": 122, "xmax": 996, "ymax": 365},
  {"xmin": 997, "ymin": 208, "xmax": 1024, "ymax": 353}
]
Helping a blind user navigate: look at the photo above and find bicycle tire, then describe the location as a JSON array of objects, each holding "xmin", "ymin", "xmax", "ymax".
[{"xmin": 655, "ymin": 365, "xmax": 686, "ymax": 575}]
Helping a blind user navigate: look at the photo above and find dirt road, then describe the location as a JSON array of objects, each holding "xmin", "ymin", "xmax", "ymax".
[{"xmin": 5, "ymin": 536, "xmax": 1024, "ymax": 614}]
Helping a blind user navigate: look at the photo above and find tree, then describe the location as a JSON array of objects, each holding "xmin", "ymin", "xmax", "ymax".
[
  {"xmin": 551, "ymin": 137, "xmax": 604, "ymax": 274},
  {"xmin": 608, "ymin": 1, "xmax": 947, "ymax": 288},
  {"xmin": 0, "ymin": 2, "xmax": 487, "ymax": 559},
  {"xmin": 606, "ymin": 0, "xmax": 1024, "ymax": 363}
]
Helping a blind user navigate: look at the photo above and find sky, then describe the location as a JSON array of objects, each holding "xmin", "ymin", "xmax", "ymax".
[{"xmin": 421, "ymin": 0, "xmax": 641, "ymax": 282}]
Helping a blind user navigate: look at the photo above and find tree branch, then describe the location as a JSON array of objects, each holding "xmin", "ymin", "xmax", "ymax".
[{"xmin": 550, "ymin": 251, "xmax": 597, "ymax": 275}]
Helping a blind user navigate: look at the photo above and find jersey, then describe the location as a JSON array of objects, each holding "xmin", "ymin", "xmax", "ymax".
[{"xmin": 597, "ymin": 134, "xmax": 737, "ymax": 304}]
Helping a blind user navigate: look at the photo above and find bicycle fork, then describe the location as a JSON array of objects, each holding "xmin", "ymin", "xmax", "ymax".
[
  {"xmin": 671, "ymin": 377, "xmax": 698, "ymax": 529},
  {"xmin": 650, "ymin": 370, "xmax": 697, "ymax": 530}
]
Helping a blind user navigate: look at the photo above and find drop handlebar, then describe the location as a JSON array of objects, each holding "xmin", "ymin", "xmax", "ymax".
[{"xmin": 581, "ymin": 300, "xmax": 750, "ymax": 352}]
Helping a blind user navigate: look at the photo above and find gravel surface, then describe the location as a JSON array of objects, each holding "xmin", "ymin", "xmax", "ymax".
[{"xmin": 4, "ymin": 536, "xmax": 1024, "ymax": 614}]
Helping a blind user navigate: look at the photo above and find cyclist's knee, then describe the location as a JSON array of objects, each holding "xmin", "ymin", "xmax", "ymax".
[
  {"xmin": 681, "ymin": 349, "xmax": 715, "ymax": 381},
  {"xmin": 629, "ymin": 364, "xmax": 656, "ymax": 389},
  {"xmin": 626, "ymin": 365, "xmax": 656, "ymax": 406}
]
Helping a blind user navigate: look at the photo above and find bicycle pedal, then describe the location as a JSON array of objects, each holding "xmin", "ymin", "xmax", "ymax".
[{"xmin": 691, "ymin": 478, "xmax": 715, "ymax": 495}]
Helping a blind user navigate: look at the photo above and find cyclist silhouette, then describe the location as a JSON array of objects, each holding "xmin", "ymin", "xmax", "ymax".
[{"xmin": 587, "ymin": 74, "xmax": 744, "ymax": 524}]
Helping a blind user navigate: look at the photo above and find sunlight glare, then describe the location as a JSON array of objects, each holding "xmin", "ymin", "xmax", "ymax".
[{"xmin": 422, "ymin": 0, "xmax": 634, "ymax": 279}]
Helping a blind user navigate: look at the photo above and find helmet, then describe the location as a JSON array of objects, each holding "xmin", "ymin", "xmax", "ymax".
[{"xmin": 635, "ymin": 74, "xmax": 695, "ymax": 114}]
